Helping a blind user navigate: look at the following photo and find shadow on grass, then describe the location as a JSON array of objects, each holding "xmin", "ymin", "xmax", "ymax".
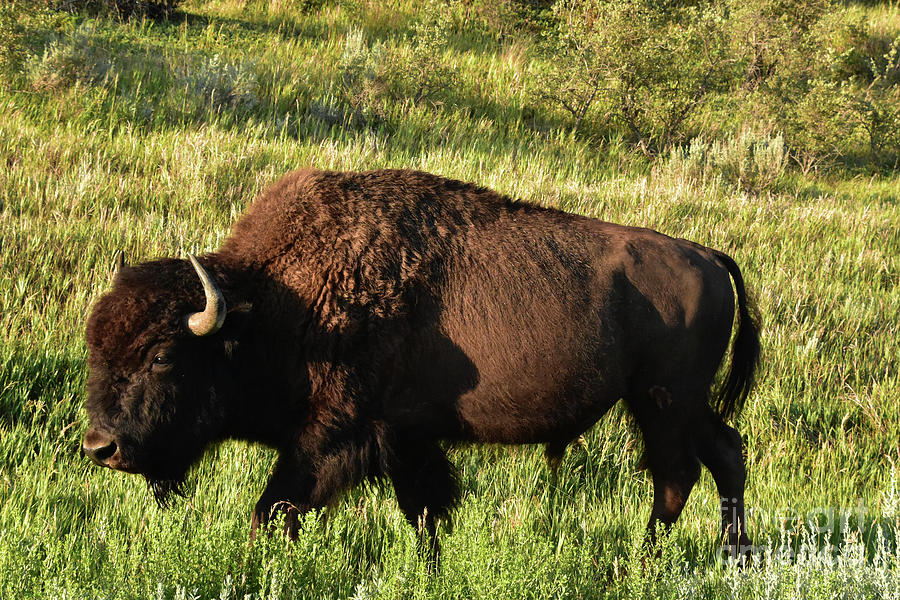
[
  {"xmin": 0, "ymin": 345, "xmax": 85, "ymax": 429},
  {"xmin": 168, "ymin": 3, "xmax": 417, "ymax": 45},
  {"xmin": 168, "ymin": 10, "xmax": 334, "ymax": 42},
  {"xmin": 781, "ymin": 174, "xmax": 900, "ymax": 205}
]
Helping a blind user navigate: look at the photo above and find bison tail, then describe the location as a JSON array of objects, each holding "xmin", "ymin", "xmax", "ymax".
[{"xmin": 711, "ymin": 250, "xmax": 761, "ymax": 422}]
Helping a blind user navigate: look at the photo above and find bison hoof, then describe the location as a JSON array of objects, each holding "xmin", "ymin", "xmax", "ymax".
[
  {"xmin": 718, "ymin": 536, "xmax": 755, "ymax": 567},
  {"xmin": 251, "ymin": 501, "xmax": 301, "ymax": 541}
]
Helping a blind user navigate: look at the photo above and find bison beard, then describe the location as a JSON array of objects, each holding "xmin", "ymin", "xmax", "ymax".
[
  {"xmin": 82, "ymin": 168, "xmax": 760, "ymax": 564},
  {"xmin": 147, "ymin": 476, "xmax": 186, "ymax": 509}
]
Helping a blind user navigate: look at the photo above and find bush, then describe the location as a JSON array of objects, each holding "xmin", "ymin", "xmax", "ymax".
[
  {"xmin": 336, "ymin": 27, "xmax": 394, "ymax": 123},
  {"xmin": 401, "ymin": 12, "xmax": 459, "ymax": 105},
  {"xmin": 726, "ymin": 0, "xmax": 900, "ymax": 168},
  {"xmin": 526, "ymin": 0, "xmax": 898, "ymax": 169},
  {"xmin": 771, "ymin": 28, "xmax": 900, "ymax": 167},
  {"xmin": 534, "ymin": 0, "xmax": 733, "ymax": 150},
  {"xmin": 0, "ymin": 1, "xmax": 59, "ymax": 81},
  {"xmin": 727, "ymin": 0, "xmax": 832, "ymax": 91},
  {"xmin": 811, "ymin": 33, "xmax": 900, "ymax": 166},
  {"xmin": 0, "ymin": 4, "xmax": 28, "ymax": 78},
  {"xmin": 337, "ymin": 6, "xmax": 458, "ymax": 124},
  {"xmin": 178, "ymin": 54, "xmax": 260, "ymax": 112},
  {"xmin": 454, "ymin": 0, "xmax": 555, "ymax": 39},
  {"xmin": 812, "ymin": 12, "xmax": 892, "ymax": 84},
  {"xmin": 24, "ymin": 23, "xmax": 115, "ymax": 91},
  {"xmin": 665, "ymin": 129, "xmax": 787, "ymax": 194},
  {"xmin": 797, "ymin": 77, "xmax": 900, "ymax": 168}
]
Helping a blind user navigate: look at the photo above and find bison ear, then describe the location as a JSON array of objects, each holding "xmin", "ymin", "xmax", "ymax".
[
  {"xmin": 229, "ymin": 301, "xmax": 253, "ymax": 315},
  {"xmin": 221, "ymin": 302, "xmax": 253, "ymax": 350}
]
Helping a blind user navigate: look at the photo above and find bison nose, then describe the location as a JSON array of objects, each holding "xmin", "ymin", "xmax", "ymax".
[{"xmin": 82, "ymin": 429, "xmax": 118, "ymax": 467}]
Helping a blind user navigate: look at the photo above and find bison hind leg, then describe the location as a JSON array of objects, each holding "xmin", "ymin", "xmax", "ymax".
[
  {"xmin": 697, "ymin": 409, "xmax": 752, "ymax": 561},
  {"xmin": 387, "ymin": 437, "xmax": 459, "ymax": 567},
  {"xmin": 626, "ymin": 385, "xmax": 703, "ymax": 547}
]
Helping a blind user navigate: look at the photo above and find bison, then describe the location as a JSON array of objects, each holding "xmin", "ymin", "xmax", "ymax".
[{"xmin": 83, "ymin": 168, "xmax": 759, "ymax": 560}]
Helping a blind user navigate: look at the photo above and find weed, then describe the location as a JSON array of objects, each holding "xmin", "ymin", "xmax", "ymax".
[
  {"xmin": 24, "ymin": 23, "xmax": 116, "ymax": 91},
  {"xmin": 178, "ymin": 54, "xmax": 260, "ymax": 112},
  {"xmin": 665, "ymin": 129, "xmax": 787, "ymax": 195}
]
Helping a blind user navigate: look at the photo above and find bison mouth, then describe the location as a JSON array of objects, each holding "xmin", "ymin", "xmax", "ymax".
[{"xmin": 145, "ymin": 476, "xmax": 186, "ymax": 508}]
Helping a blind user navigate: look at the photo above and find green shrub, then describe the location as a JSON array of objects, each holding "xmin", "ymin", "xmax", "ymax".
[
  {"xmin": 812, "ymin": 12, "xmax": 891, "ymax": 84},
  {"xmin": 336, "ymin": 27, "xmax": 394, "ymax": 123},
  {"xmin": 337, "ymin": 6, "xmax": 458, "ymax": 124},
  {"xmin": 767, "ymin": 29, "xmax": 900, "ymax": 168},
  {"xmin": 534, "ymin": 0, "xmax": 733, "ymax": 150},
  {"xmin": 456, "ymin": 0, "xmax": 555, "ymax": 39},
  {"xmin": 24, "ymin": 23, "xmax": 115, "ymax": 91},
  {"xmin": 178, "ymin": 54, "xmax": 260, "ymax": 112},
  {"xmin": 817, "ymin": 35, "xmax": 900, "ymax": 166},
  {"xmin": 0, "ymin": 4, "xmax": 27, "ymax": 78},
  {"xmin": 0, "ymin": 1, "xmax": 59, "ymax": 81},
  {"xmin": 727, "ymin": 0, "xmax": 832, "ymax": 92},
  {"xmin": 401, "ymin": 10, "xmax": 459, "ymax": 105},
  {"xmin": 724, "ymin": 0, "xmax": 900, "ymax": 168}
]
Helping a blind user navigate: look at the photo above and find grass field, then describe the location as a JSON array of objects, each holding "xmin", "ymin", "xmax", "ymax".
[{"xmin": 1, "ymin": 1, "xmax": 899, "ymax": 598}]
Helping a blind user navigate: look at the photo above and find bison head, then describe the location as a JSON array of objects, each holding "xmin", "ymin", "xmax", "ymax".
[{"xmin": 83, "ymin": 254, "xmax": 235, "ymax": 506}]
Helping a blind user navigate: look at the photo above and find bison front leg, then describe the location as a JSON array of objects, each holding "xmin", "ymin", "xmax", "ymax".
[
  {"xmin": 251, "ymin": 455, "xmax": 316, "ymax": 540},
  {"xmin": 387, "ymin": 439, "xmax": 460, "ymax": 568}
]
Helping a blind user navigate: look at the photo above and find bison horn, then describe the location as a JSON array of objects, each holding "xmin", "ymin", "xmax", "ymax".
[
  {"xmin": 185, "ymin": 254, "xmax": 226, "ymax": 336},
  {"xmin": 114, "ymin": 250, "xmax": 126, "ymax": 276}
]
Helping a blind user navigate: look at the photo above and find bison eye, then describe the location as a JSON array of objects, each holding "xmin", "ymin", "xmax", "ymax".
[{"xmin": 152, "ymin": 354, "xmax": 171, "ymax": 368}]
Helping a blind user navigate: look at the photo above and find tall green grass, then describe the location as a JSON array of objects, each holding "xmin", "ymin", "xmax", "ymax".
[{"xmin": 1, "ymin": 1, "xmax": 898, "ymax": 598}]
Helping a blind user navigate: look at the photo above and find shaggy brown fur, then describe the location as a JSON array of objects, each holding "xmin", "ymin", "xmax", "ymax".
[{"xmin": 83, "ymin": 169, "xmax": 760, "ymax": 561}]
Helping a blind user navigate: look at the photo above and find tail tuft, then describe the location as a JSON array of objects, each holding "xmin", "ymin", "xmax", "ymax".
[{"xmin": 712, "ymin": 251, "xmax": 761, "ymax": 422}]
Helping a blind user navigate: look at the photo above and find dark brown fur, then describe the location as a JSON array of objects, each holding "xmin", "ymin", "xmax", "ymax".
[{"xmin": 84, "ymin": 169, "xmax": 760, "ymax": 560}]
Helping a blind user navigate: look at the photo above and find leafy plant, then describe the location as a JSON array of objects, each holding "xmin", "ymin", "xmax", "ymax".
[
  {"xmin": 178, "ymin": 54, "xmax": 260, "ymax": 112},
  {"xmin": 24, "ymin": 23, "xmax": 116, "ymax": 91},
  {"xmin": 337, "ymin": 27, "xmax": 394, "ymax": 123},
  {"xmin": 836, "ymin": 37, "xmax": 900, "ymax": 165},
  {"xmin": 401, "ymin": 10, "xmax": 459, "ymax": 105},
  {"xmin": 0, "ymin": 4, "xmax": 27, "ymax": 78},
  {"xmin": 727, "ymin": 0, "xmax": 833, "ymax": 92},
  {"xmin": 337, "ymin": 5, "xmax": 458, "ymax": 124},
  {"xmin": 725, "ymin": 0, "xmax": 900, "ymax": 169},
  {"xmin": 534, "ymin": 0, "xmax": 733, "ymax": 150},
  {"xmin": 0, "ymin": 0, "xmax": 59, "ymax": 81}
]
